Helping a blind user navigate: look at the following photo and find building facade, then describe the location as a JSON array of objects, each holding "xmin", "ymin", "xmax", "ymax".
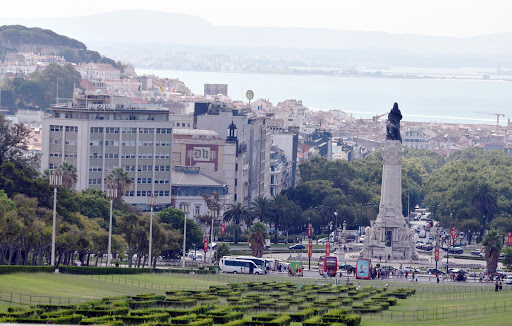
[{"xmin": 41, "ymin": 90, "xmax": 174, "ymax": 208}]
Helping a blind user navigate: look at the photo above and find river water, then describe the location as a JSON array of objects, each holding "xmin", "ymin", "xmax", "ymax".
[{"xmin": 138, "ymin": 68, "xmax": 512, "ymax": 125}]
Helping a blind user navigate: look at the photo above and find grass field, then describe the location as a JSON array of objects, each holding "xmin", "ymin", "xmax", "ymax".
[{"xmin": 2, "ymin": 272, "xmax": 512, "ymax": 325}]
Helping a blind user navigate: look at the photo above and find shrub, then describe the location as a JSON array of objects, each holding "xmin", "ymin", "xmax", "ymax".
[
  {"xmin": 0, "ymin": 265, "xmax": 55, "ymax": 274},
  {"xmin": 190, "ymin": 318, "xmax": 214, "ymax": 326},
  {"xmin": 224, "ymin": 320, "xmax": 245, "ymax": 326},
  {"xmin": 289, "ymin": 308, "xmax": 316, "ymax": 322},
  {"xmin": 59, "ymin": 266, "xmax": 153, "ymax": 275}
]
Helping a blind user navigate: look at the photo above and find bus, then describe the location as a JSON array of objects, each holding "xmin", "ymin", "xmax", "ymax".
[
  {"xmin": 231, "ymin": 256, "xmax": 267, "ymax": 273},
  {"xmin": 219, "ymin": 257, "xmax": 263, "ymax": 274},
  {"xmin": 319, "ymin": 256, "xmax": 337, "ymax": 277}
]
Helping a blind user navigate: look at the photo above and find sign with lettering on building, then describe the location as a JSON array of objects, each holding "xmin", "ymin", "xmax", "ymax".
[{"xmin": 185, "ymin": 144, "xmax": 219, "ymax": 171}]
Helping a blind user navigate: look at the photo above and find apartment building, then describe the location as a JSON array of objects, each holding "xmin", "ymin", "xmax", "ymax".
[
  {"xmin": 41, "ymin": 90, "xmax": 173, "ymax": 208},
  {"xmin": 197, "ymin": 111, "xmax": 270, "ymax": 205}
]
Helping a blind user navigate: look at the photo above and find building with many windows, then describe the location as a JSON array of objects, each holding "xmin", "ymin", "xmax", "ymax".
[{"xmin": 41, "ymin": 90, "xmax": 173, "ymax": 208}]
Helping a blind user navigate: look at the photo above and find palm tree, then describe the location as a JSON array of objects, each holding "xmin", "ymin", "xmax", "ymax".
[
  {"xmin": 472, "ymin": 182, "xmax": 497, "ymax": 235},
  {"xmin": 482, "ymin": 229, "xmax": 502, "ymax": 275},
  {"xmin": 316, "ymin": 195, "xmax": 342, "ymax": 226},
  {"xmin": 105, "ymin": 167, "xmax": 133, "ymax": 203},
  {"xmin": 247, "ymin": 222, "xmax": 269, "ymax": 258},
  {"xmin": 270, "ymin": 194, "xmax": 292, "ymax": 244},
  {"xmin": 223, "ymin": 202, "xmax": 251, "ymax": 244},
  {"xmin": 250, "ymin": 196, "xmax": 273, "ymax": 225},
  {"xmin": 58, "ymin": 162, "xmax": 77, "ymax": 190}
]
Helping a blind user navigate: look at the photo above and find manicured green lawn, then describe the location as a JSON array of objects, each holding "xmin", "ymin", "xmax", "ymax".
[{"xmin": 2, "ymin": 272, "xmax": 512, "ymax": 325}]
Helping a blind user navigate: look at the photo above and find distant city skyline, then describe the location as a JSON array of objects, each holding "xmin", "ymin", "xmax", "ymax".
[{"xmin": 2, "ymin": 0, "xmax": 512, "ymax": 38}]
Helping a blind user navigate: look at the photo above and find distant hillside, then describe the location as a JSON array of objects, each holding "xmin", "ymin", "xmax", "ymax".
[{"xmin": 0, "ymin": 25, "xmax": 119, "ymax": 68}]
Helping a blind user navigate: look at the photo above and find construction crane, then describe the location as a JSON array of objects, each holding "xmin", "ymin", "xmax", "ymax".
[
  {"xmin": 373, "ymin": 112, "xmax": 387, "ymax": 150},
  {"xmin": 475, "ymin": 112, "xmax": 505, "ymax": 132}
]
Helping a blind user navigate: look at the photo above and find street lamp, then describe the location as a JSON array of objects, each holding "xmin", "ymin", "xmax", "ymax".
[
  {"xmin": 334, "ymin": 211, "xmax": 338, "ymax": 239},
  {"xmin": 407, "ymin": 189, "xmax": 410, "ymax": 220},
  {"xmin": 49, "ymin": 171, "xmax": 62, "ymax": 266},
  {"xmin": 181, "ymin": 202, "xmax": 190, "ymax": 268},
  {"xmin": 209, "ymin": 210, "xmax": 218, "ymax": 264},
  {"xmin": 148, "ymin": 192, "xmax": 158, "ymax": 268},
  {"xmin": 106, "ymin": 184, "xmax": 118, "ymax": 266}
]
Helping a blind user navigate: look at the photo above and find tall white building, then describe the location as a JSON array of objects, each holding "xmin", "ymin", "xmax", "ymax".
[
  {"xmin": 41, "ymin": 91, "xmax": 173, "ymax": 208},
  {"xmin": 197, "ymin": 111, "xmax": 271, "ymax": 205}
]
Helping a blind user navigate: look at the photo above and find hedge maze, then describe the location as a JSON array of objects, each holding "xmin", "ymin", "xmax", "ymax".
[{"xmin": 0, "ymin": 282, "xmax": 415, "ymax": 325}]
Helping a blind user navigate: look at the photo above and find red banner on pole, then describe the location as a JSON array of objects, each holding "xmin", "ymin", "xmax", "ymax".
[
  {"xmin": 434, "ymin": 247, "xmax": 439, "ymax": 261},
  {"xmin": 203, "ymin": 238, "xmax": 208, "ymax": 252},
  {"xmin": 508, "ymin": 232, "xmax": 511, "ymax": 246},
  {"xmin": 221, "ymin": 224, "xmax": 225, "ymax": 236},
  {"xmin": 308, "ymin": 240, "xmax": 312, "ymax": 257},
  {"xmin": 451, "ymin": 227, "xmax": 456, "ymax": 240},
  {"xmin": 326, "ymin": 241, "xmax": 330, "ymax": 256},
  {"xmin": 308, "ymin": 224, "xmax": 312, "ymax": 237}
]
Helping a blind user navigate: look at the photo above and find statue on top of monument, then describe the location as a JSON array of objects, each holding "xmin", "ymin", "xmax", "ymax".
[{"xmin": 386, "ymin": 102, "xmax": 402, "ymax": 142}]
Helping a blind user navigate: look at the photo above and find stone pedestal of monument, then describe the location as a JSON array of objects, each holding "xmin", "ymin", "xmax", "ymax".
[{"xmin": 360, "ymin": 140, "xmax": 418, "ymax": 260}]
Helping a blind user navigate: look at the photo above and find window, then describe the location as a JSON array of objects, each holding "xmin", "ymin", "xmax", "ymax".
[
  {"xmin": 138, "ymin": 165, "xmax": 153, "ymax": 172},
  {"xmin": 137, "ymin": 178, "xmax": 152, "ymax": 184},
  {"xmin": 155, "ymin": 153, "xmax": 170, "ymax": 159},
  {"xmin": 88, "ymin": 178, "xmax": 102, "ymax": 185},
  {"xmin": 89, "ymin": 166, "xmax": 102, "ymax": 172},
  {"xmin": 49, "ymin": 151, "xmax": 62, "ymax": 157},
  {"xmin": 64, "ymin": 152, "xmax": 77, "ymax": 158},
  {"xmin": 156, "ymin": 128, "xmax": 172, "ymax": 134},
  {"xmin": 125, "ymin": 191, "xmax": 135, "ymax": 197},
  {"xmin": 65, "ymin": 126, "xmax": 78, "ymax": 132},
  {"xmin": 122, "ymin": 140, "xmax": 136, "ymax": 146},
  {"xmin": 157, "ymin": 190, "xmax": 169, "ymax": 196},
  {"xmin": 122, "ymin": 128, "xmax": 137, "ymax": 134},
  {"xmin": 156, "ymin": 140, "xmax": 171, "ymax": 146},
  {"xmin": 105, "ymin": 127, "xmax": 119, "ymax": 134},
  {"xmin": 138, "ymin": 153, "xmax": 153, "ymax": 159},
  {"xmin": 138, "ymin": 140, "xmax": 153, "ymax": 146},
  {"xmin": 49, "ymin": 163, "xmax": 57, "ymax": 169},
  {"xmin": 139, "ymin": 128, "xmax": 154, "ymax": 134},
  {"xmin": 50, "ymin": 125, "xmax": 63, "ymax": 131},
  {"xmin": 49, "ymin": 138, "xmax": 62, "ymax": 145},
  {"xmin": 124, "ymin": 165, "xmax": 135, "ymax": 171},
  {"xmin": 90, "ymin": 140, "xmax": 103, "ymax": 146},
  {"xmin": 65, "ymin": 139, "xmax": 76, "ymax": 145},
  {"xmin": 89, "ymin": 153, "xmax": 103, "ymax": 159},
  {"xmin": 90, "ymin": 127, "xmax": 104, "ymax": 133},
  {"xmin": 105, "ymin": 153, "xmax": 118, "ymax": 159},
  {"xmin": 136, "ymin": 190, "xmax": 149, "ymax": 197},
  {"xmin": 121, "ymin": 152, "xmax": 136, "ymax": 159},
  {"xmin": 195, "ymin": 205, "xmax": 200, "ymax": 216},
  {"xmin": 154, "ymin": 178, "xmax": 169, "ymax": 184},
  {"xmin": 155, "ymin": 165, "xmax": 171, "ymax": 172},
  {"xmin": 105, "ymin": 140, "xmax": 118, "ymax": 146}
]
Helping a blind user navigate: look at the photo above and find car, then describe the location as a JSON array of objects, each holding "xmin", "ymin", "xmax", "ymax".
[
  {"xmin": 499, "ymin": 252, "xmax": 505, "ymax": 259},
  {"xmin": 471, "ymin": 249, "xmax": 482, "ymax": 256},
  {"xmin": 289, "ymin": 244, "xmax": 305, "ymax": 250},
  {"xmin": 380, "ymin": 265, "xmax": 397, "ymax": 272},
  {"xmin": 359, "ymin": 235, "xmax": 365, "ymax": 243},
  {"xmin": 427, "ymin": 268, "xmax": 446, "ymax": 275},
  {"xmin": 404, "ymin": 266, "xmax": 421, "ymax": 273},
  {"xmin": 318, "ymin": 238, "xmax": 328, "ymax": 244},
  {"xmin": 339, "ymin": 264, "xmax": 355, "ymax": 270},
  {"xmin": 506, "ymin": 275, "xmax": 512, "ymax": 284},
  {"xmin": 447, "ymin": 247, "xmax": 463, "ymax": 254}
]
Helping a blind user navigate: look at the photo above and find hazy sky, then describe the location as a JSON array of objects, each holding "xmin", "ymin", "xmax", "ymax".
[{"xmin": 2, "ymin": 0, "xmax": 512, "ymax": 37}]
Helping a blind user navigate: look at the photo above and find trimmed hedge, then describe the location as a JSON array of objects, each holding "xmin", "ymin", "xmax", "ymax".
[
  {"xmin": 60, "ymin": 266, "xmax": 153, "ymax": 275},
  {"xmin": 0, "ymin": 265, "xmax": 55, "ymax": 274}
]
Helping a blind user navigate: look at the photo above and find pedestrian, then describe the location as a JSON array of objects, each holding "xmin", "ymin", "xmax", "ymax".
[
  {"xmin": 495, "ymin": 280, "xmax": 499, "ymax": 292},
  {"xmin": 379, "ymin": 255, "xmax": 382, "ymax": 262},
  {"xmin": 405, "ymin": 271, "xmax": 408, "ymax": 279},
  {"xmin": 499, "ymin": 281, "xmax": 503, "ymax": 291},
  {"xmin": 388, "ymin": 254, "xmax": 391, "ymax": 261},
  {"xmin": 436, "ymin": 275, "xmax": 440, "ymax": 283},
  {"xmin": 428, "ymin": 271, "xmax": 431, "ymax": 281}
]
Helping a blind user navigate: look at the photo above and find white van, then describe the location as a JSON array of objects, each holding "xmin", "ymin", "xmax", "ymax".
[{"xmin": 219, "ymin": 257, "xmax": 263, "ymax": 274}]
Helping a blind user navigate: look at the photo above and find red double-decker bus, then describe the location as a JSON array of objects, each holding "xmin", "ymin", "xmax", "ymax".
[{"xmin": 319, "ymin": 256, "xmax": 337, "ymax": 277}]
